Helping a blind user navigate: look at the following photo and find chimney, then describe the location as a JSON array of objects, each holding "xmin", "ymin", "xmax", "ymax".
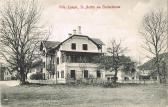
[
  {"xmin": 68, "ymin": 33, "xmax": 72, "ymax": 37},
  {"xmin": 78, "ymin": 26, "xmax": 81, "ymax": 34},
  {"xmin": 73, "ymin": 29, "xmax": 77, "ymax": 35}
]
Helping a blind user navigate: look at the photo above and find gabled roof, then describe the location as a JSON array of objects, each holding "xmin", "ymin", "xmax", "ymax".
[
  {"xmin": 41, "ymin": 34, "xmax": 105, "ymax": 51},
  {"xmin": 91, "ymin": 38, "xmax": 105, "ymax": 45},
  {"xmin": 55, "ymin": 34, "xmax": 104, "ymax": 49},
  {"xmin": 41, "ymin": 41, "xmax": 61, "ymax": 50},
  {"xmin": 138, "ymin": 52, "xmax": 168, "ymax": 70}
]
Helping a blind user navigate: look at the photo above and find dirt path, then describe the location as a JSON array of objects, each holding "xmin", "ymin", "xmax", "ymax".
[{"xmin": 0, "ymin": 81, "xmax": 20, "ymax": 88}]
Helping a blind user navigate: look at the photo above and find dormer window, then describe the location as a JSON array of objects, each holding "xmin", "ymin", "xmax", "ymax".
[
  {"xmin": 71, "ymin": 43, "xmax": 76, "ymax": 50},
  {"xmin": 83, "ymin": 44, "xmax": 88, "ymax": 50}
]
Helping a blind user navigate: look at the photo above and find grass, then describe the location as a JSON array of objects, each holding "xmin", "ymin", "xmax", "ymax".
[{"xmin": 1, "ymin": 83, "xmax": 168, "ymax": 107}]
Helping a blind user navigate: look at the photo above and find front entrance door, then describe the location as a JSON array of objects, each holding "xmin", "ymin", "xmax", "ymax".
[{"xmin": 84, "ymin": 70, "xmax": 88, "ymax": 78}]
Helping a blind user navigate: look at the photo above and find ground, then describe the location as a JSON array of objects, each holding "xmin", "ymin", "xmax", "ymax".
[{"xmin": 0, "ymin": 81, "xmax": 168, "ymax": 107}]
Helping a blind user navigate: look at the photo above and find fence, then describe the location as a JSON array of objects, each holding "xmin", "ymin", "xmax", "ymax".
[
  {"xmin": 28, "ymin": 79, "xmax": 57, "ymax": 84},
  {"xmin": 118, "ymin": 80, "xmax": 159, "ymax": 84},
  {"xmin": 68, "ymin": 79, "xmax": 159, "ymax": 84},
  {"xmin": 28, "ymin": 78, "xmax": 159, "ymax": 85}
]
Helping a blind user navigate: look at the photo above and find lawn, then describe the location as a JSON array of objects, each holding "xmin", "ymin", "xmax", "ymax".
[{"xmin": 1, "ymin": 83, "xmax": 168, "ymax": 107}]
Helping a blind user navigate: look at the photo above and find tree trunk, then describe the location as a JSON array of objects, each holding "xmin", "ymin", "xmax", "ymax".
[
  {"xmin": 155, "ymin": 54, "xmax": 162, "ymax": 83},
  {"xmin": 20, "ymin": 71, "xmax": 26, "ymax": 85},
  {"xmin": 113, "ymin": 69, "xmax": 118, "ymax": 83}
]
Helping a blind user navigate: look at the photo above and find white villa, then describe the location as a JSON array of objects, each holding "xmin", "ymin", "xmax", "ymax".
[
  {"xmin": 38, "ymin": 27, "xmax": 105, "ymax": 83},
  {"xmin": 28, "ymin": 27, "xmax": 138, "ymax": 84}
]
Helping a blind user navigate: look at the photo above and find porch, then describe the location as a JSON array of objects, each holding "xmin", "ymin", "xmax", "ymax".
[{"xmin": 60, "ymin": 50, "xmax": 103, "ymax": 63}]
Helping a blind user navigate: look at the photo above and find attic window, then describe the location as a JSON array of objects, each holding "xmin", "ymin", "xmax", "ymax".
[
  {"xmin": 71, "ymin": 43, "xmax": 76, "ymax": 50},
  {"xmin": 83, "ymin": 44, "xmax": 88, "ymax": 50}
]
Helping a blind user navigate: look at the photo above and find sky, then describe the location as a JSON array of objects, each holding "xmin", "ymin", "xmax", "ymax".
[{"xmin": 0, "ymin": 0, "xmax": 167, "ymax": 64}]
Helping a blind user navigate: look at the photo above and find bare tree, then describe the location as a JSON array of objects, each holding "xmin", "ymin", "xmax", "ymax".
[
  {"xmin": 0, "ymin": 0, "xmax": 47, "ymax": 84},
  {"xmin": 140, "ymin": 11, "xmax": 167, "ymax": 83},
  {"xmin": 107, "ymin": 39, "xmax": 126, "ymax": 83}
]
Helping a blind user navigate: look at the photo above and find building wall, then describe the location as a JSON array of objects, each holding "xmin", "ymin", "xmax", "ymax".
[
  {"xmin": 41, "ymin": 54, "xmax": 50, "ymax": 79},
  {"xmin": 55, "ymin": 63, "xmax": 104, "ymax": 83},
  {"xmin": 40, "ymin": 36, "xmax": 104, "ymax": 83},
  {"xmin": 52, "ymin": 36, "xmax": 103, "ymax": 83},
  {"xmin": 56, "ymin": 63, "xmax": 66, "ymax": 83},
  {"xmin": 66, "ymin": 63, "xmax": 99, "ymax": 79},
  {"xmin": 117, "ymin": 70, "xmax": 126, "ymax": 81},
  {"xmin": 60, "ymin": 36, "xmax": 100, "ymax": 52}
]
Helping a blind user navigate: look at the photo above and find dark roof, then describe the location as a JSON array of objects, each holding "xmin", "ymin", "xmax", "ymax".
[
  {"xmin": 91, "ymin": 38, "xmax": 105, "ymax": 45},
  {"xmin": 43, "ymin": 41, "xmax": 61, "ymax": 50},
  {"xmin": 42, "ymin": 34, "xmax": 105, "ymax": 51},
  {"xmin": 138, "ymin": 53, "xmax": 168, "ymax": 70}
]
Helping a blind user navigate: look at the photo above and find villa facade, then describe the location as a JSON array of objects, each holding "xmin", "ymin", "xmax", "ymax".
[{"xmin": 38, "ymin": 28, "xmax": 105, "ymax": 83}]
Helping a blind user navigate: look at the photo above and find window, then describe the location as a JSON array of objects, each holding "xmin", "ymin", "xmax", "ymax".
[
  {"xmin": 43, "ymin": 62, "xmax": 45, "ymax": 68},
  {"xmin": 83, "ymin": 44, "xmax": 88, "ymax": 50},
  {"xmin": 107, "ymin": 77, "xmax": 110, "ymax": 81},
  {"xmin": 152, "ymin": 76, "xmax": 157, "ymax": 80},
  {"xmin": 57, "ymin": 71, "xmax": 59, "ymax": 78},
  {"xmin": 70, "ymin": 70, "xmax": 76, "ymax": 80},
  {"xmin": 71, "ymin": 54, "xmax": 78, "ymax": 63},
  {"xmin": 97, "ymin": 70, "xmax": 101, "ymax": 78},
  {"xmin": 43, "ymin": 73, "xmax": 45, "ymax": 79},
  {"xmin": 71, "ymin": 43, "xmax": 76, "ymax": 50},
  {"xmin": 84, "ymin": 70, "xmax": 88, "ymax": 78},
  {"xmin": 61, "ymin": 71, "xmax": 64, "ymax": 78},
  {"xmin": 57, "ymin": 57, "xmax": 59, "ymax": 64},
  {"xmin": 40, "ymin": 68, "xmax": 43, "ymax": 72},
  {"xmin": 62, "ymin": 53, "xmax": 65, "ymax": 63}
]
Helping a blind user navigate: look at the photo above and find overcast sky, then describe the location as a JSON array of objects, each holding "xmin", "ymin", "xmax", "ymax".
[{"xmin": 0, "ymin": 0, "xmax": 167, "ymax": 64}]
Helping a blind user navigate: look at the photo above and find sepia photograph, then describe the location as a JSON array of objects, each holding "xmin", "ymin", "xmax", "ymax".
[{"xmin": 0, "ymin": 0, "xmax": 168, "ymax": 107}]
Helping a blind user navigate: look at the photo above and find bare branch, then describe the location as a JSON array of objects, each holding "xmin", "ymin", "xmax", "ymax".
[
  {"xmin": 140, "ymin": 10, "xmax": 167, "ymax": 83},
  {"xmin": 0, "ymin": 0, "xmax": 48, "ymax": 84}
]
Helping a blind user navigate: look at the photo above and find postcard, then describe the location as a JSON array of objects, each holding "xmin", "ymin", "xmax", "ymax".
[{"xmin": 0, "ymin": 0, "xmax": 167, "ymax": 107}]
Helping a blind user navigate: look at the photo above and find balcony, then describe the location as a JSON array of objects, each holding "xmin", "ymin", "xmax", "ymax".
[
  {"xmin": 46, "ymin": 64, "xmax": 55, "ymax": 73},
  {"xmin": 64, "ymin": 62, "xmax": 99, "ymax": 68},
  {"xmin": 61, "ymin": 51, "xmax": 103, "ymax": 63}
]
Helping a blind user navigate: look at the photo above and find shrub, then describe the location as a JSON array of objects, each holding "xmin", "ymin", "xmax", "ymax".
[
  {"xmin": 30, "ymin": 72, "xmax": 43, "ymax": 80},
  {"xmin": 102, "ymin": 82, "xmax": 118, "ymax": 88}
]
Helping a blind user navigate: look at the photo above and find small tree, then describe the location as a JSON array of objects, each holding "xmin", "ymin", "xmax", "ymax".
[
  {"xmin": 93, "ymin": 41, "xmax": 134, "ymax": 83},
  {"xmin": 107, "ymin": 39, "xmax": 126, "ymax": 83},
  {"xmin": 0, "ymin": 0, "xmax": 47, "ymax": 84},
  {"xmin": 140, "ymin": 11, "xmax": 167, "ymax": 83}
]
